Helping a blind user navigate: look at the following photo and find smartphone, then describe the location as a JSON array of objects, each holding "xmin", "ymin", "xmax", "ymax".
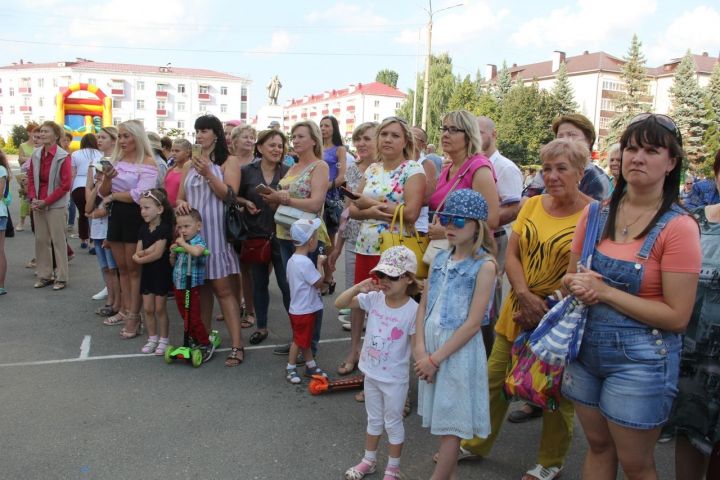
[
  {"xmin": 255, "ymin": 183, "xmax": 273, "ymax": 195},
  {"xmin": 339, "ymin": 185, "xmax": 360, "ymax": 200},
  {"xmin": 191, "ymin": 144, "xmax": 202, "ymax": 160},
  {"xmin": 99, "ymin": 158, "xmax": 113, "ymax": 172}
]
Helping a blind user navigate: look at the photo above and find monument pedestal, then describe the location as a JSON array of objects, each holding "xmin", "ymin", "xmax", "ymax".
[{"xmin": 255, "ymin": 104, "xmax": 284, "ymax": 131}]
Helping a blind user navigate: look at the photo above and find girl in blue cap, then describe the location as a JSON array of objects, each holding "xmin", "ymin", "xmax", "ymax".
[{"xmin": 415, "ymin": 188, "xmax": 496, "ymax": 479}]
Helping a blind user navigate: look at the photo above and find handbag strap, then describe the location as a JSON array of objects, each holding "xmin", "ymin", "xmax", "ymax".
[
  {"xmin": 435, "ymin": 158, "xmax": 477, "ymax": 213},
  {"xmin": 579, "ymin": 201, "xmax": 601, "ymax": 268}
]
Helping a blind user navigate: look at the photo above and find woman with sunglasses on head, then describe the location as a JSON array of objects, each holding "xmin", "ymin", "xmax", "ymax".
[
  {"xmin": 98, "ymin": 120, "xmax": 159, "ymax": 337},
  {"xmin": 176, "ymin": 114, "xmax": 246, "ymax": 367},
  {"xmin": 458, "ymin": 139, "xmax": 592, "ymax": 480},
  {"xmin": 562, "ymin": 114, "xmax": 701, "ymax": 480}
]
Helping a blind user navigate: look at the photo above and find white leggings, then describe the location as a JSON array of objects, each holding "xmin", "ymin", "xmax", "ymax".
[{"xmin": 364, "ymin": 376, "xmax": 408, "ymax": 445}]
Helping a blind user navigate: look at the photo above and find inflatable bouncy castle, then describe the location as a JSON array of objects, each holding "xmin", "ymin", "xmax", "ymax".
[{"xmin": 55, "ymin": 83, "xmax": 112, "ymax": 151}]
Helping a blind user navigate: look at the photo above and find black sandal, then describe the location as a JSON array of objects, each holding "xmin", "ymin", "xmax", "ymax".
[
  {"xmin": 225, "ymin": 347, "xmax": 244, "ymax": 367},
  {"xmin": 249, "ymin": 330, "xmax": 268, "ymax": 345}
]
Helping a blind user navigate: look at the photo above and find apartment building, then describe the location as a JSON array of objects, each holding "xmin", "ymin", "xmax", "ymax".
[{"xmin": 0, "ymin": 58, "xmax": 251, "ymax": 138}]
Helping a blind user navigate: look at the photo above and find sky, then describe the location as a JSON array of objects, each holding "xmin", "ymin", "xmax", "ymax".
[{"xmin": 2, "ymin": 0, "xmax": 719, "ymax": 118}]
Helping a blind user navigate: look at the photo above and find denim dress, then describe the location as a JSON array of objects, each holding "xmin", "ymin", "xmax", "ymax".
[
  {"xmin": 562, "ymin": 205, "xmax": 686, "ymax": 429},
  {"xmin": 418, "ymin": 249, "xmax": 493, "ymax": 439}
]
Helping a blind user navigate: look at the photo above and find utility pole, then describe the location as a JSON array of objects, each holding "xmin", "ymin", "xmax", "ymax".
[
  {"xmin": 421, "ymin": 1, "xmax": 463, "ymax": 131},
  {"xmin": 412, "ymin": 28, "xmax": 420, "ymax": 126}
]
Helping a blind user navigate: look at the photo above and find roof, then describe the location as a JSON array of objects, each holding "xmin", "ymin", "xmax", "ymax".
[
  {"xmin": 0, "ymin": 59, "xmax": 247, "ymax": 81},
  {"xmin": 285, "ymin": 81, "xmax": 405, "ymax": 107},
  {"xmin": 499, "ymin": 51, "xmax": 719, "ymax": 81}
]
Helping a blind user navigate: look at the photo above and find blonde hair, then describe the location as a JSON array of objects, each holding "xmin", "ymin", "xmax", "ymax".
[
  {"xmin": 172, "ymin": 138, "xmax": 192, "ymax": 154},
  {"xmin": 291, "ymin": 121, "xmax": 323, "ymax": 159},
  {"xmin": 100, "ymin": 126, "xmax": 118, "ymax": 141},
  {"xmin": 376, "ymin": 116, "xmax": 415, "ymax": 161},
  {"xmin": 442, "ymin": 110, "xmax": 482, "ymax": 158},
  {"xmin": 111, "ymin": 120, "xmax": 153, "ymax": 164},
  {"xmin": 231, "ymin": 125, "xmax": 257, "ymax": 143},
  {"xmin": 472, "ymin": 220, "xmax": 497, "ymax": 259},
  {"xmin": 352, "ymin": 121, "xmax": 378, "ymax": 142},
  {"xmin": 540, "ymin": 138, "xmax": 588, "ymax": 174}
]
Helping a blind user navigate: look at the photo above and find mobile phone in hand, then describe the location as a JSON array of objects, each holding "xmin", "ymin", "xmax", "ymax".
[
  {"xmin": 191, "ymin": 144, "xmax": 202, "ymax": 160},
  {"xmin": 99, "ymin": 158, "xmax": 113, "ymax": 172},
  {"xmin": 255, "ymin": 184, "xmax": 273, "ymax": 195},
  {"xmin": 339, "ymin": 185, "xmax": 359, "ymax": 200}
]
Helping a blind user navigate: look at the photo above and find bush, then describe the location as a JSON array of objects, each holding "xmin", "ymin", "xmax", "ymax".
[
  {"xmin": 11, "ymin": 125, "xmax": 28, "ymax": 149},
  {"xmin": 3, "ymin": 136, "xmax": 18, "ymax": 155}
]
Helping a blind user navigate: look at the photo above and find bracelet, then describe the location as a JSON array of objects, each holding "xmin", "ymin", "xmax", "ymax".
[{"xmin": 428, "ymin": 355, "xmax": 439, "ymax": 369}]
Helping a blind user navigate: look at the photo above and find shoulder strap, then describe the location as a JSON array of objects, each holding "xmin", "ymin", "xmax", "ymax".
[
  {"xmin": 436, "ymin": 159, "xmax": 477, "ymax": 212},
  {"xmin": 579, "ymin": 201, "xmax": 601, "ymax": 267}
]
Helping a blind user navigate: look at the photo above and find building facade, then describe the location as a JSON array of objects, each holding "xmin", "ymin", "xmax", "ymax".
[
  {"xmin": 489, "ymin": 50, "xmax": 719, "ymax": 147},
  {"xmin": 253, "ymin": 81, "xmax": 405, "ymax": 138},
  {"xmin": 0, "ymin": 58, "xmax": 251, "ymax": 138}
]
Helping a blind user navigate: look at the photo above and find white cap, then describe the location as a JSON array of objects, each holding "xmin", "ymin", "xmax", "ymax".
[{"xmin": 290, "ymin": 218, "xmax": 322, "ymax": 246}]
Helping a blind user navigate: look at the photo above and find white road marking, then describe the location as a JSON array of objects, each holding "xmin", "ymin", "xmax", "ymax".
[
  {"xmin": 0, "ymin": 337, "xmax": 352, "ymax": 368},
  {"xmin": 79, "ymin": 335, "xmax": 92, "ymax": 359}
]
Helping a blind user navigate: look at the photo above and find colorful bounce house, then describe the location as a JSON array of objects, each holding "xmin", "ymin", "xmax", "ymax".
[{"xmin": 55, "ymin": 83, "xmax": 112, "ymax": 152}]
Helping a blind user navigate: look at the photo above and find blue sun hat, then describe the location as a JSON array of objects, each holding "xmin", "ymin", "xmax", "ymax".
[{"xmin": 434, "ymin": 189, "xmax": 488, "ymax": 221}]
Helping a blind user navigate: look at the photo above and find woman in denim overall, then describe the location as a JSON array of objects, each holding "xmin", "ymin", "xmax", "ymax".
[{"xmin": 562, "ymin": 114, "xmax": 701, "ymax": 479}]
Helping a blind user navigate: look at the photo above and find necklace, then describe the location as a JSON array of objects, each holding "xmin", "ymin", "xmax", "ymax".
[{"xmin": 619, "ymin": 198, "xmax": 661, "ymax": 238}]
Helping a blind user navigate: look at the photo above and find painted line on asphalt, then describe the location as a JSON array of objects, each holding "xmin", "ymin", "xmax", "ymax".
[
  {"xmin": 0, "ymin": 337, "xmax": 352, "ymax": 368},
  {"xmin": 79, "ymin": 335, "xmax": 92, "ymax": 359}
]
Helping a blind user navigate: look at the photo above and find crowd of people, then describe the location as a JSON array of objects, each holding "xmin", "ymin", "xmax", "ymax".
[{"xmin": 0, "ymin": 109, "xmax": 718, "ymax": 480}]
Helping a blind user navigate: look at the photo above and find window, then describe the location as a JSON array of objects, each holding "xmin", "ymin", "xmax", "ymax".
[
  {"xmin": 374, "ymin": 100, "xmax": 380, "ymax": 107},
  {"xmin": 220, "ymin": 86, "xmax": 228, "ymax": 95},
  {"xmin": 240, "ymin": 103, "xmax": 247, "ymax": 114},
  {"xmin": 177, "ymin": 120, "xmax": 185, "ymax": 129},
  {"xmin": 601, "ymin": 80, "xmax": 625, "ymax": 92},
  {"xmin": 136, "ymin": 81, "xmax": 145, "ymax": 90},
  {"xmin": 199, "ymin": 85, "xmax": 209, "ymax": 94},
  {"xmin": 9, "ymin": 87, "xmax": 14, "ymax": 96},
  {"xmin": 599, "ymin": 116, "xmax": 611, "ymax": 129},
  {"xmin": 113, "ymin": 117, "xmax": 122, "ymax": 126},
  {"xmin": 87, "ymin": 78, "xmax": 97, "ymax": 85},
  {"xmin": 157, "ymin": 100, "xmax": 166, "ymax": 110},
  {"xmin": 199, "ymin": 104, "xmax": 207, "ymax": 112},
  {"xmin": 373, "ymin": 113, "xmax": 380, "ymax": 121},
  {"xmin": 241, "ymin": 86, "xmax": 248, "ymax": 97},
  {"xmin": 396, "ymin": 102, "xmax": 401, "ymax": 108},
  {"xmin": 177, "ymin": 84, "xmax": 185, "ymax": 94},
  {"xmin": 157, "ymin": 120, "xmax": 165, "ymax": 129},
  {"xmin": 157, "ymin": 83, "xmax": 167, "ymax": 92},
  {"xmin": 38, "ymin": 78, "xmax": 44, "ymax": 88},
  {"xmin": 177, "ymin": 102, "xmax": 185, "ymax": 112},
  {"xmin": 10, "ymin": 106, "xmax": 15, "ymax": 114},
  {"xmin": 136, "ymin": 99, "xmax": 145, "ymax": 110},
  {"xmin": 23, "ymin": 97, "xmax": 30, "ymax": 106},
  {"xmin": 53, "ymin": 78, "xmax": 58, "ymax": 87},
  {"xmin": 112, "ymin": 99, "xmax": 122, "ymax": 109},
  {"xmin": 220, "ymin": 104, "xmax": 227, "ymax": 113},
  {"xmin": 111, "ymin": 79, "xmax": 124, "ymax": 90},
  {"xmin": 601, "ymin": 98, "xmax": 615, "ymax": 111},
  {"xmin": 23, "ymin": 115, "xmax": 31, "ymax": 123},
  {"xmin": 38, "ymin": 97, "xmax": 44, "ymax": 107}
]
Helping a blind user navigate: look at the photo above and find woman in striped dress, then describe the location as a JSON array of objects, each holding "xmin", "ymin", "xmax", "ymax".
[{"xmin": 176, "ymin": 115, "xmax": 245, "ymax": 366}]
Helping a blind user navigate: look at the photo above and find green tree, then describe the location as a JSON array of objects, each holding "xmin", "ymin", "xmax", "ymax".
[
  {"xmin": 607, "ymin": 34, "xmax": 652, "ymax": 146},
  {"xmin": 3, "ymin": 136, "xmax": 18, "ymax": 155},
  {"xmin": 551, "ymin": 61, "xmax": 579, "ymax": 116},
  {"xmin": 11, "ymin": 125, "xmax": 29, "ymax": 149},
  {"xmin": 448, "ymin": 75, "xmax": 481, "ymax": 113},
  {"xmin": 494, "ymin": 61, "xmax": 513, "ymax": 106},
  {"xmin": 476, "ymin": 93, "xmax": 499, "ymax": 120},
  {"xmin": 703, "ymin": 63, "xmax": 720, "ymax": 166},
  {"xmin": 670, "ymin": 50, "xmax": 709, "ymax": 165},
  {"xmin": 496, "ymin": 83, "xmax": 556, "ymax": 165},
  {"xmin": 396, "ymin": 53, "xmax": 456, "ymax": 145},
  {"xmin": 375, "ymin": 69, "xmax": 399, "ymax": 88}
]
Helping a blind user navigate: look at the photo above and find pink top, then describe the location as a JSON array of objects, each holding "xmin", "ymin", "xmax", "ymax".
[
  {"xmin": 428, "ymin": 153, "xmax": 496, "ymax": 211},
  {"xmin": 571, "ymin": 206, "xmax": 701, "ymax": 302},
  {"xmin": 164, "ymin": 168, "xmax": 183, "ymax": 207},
  {"xmin": 111, "ymin": 160, "xmax": 158, "ymax": 204}
]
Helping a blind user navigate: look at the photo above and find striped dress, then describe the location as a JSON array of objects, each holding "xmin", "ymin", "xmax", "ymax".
[{"xmin": 184, "ymin": 165, "xmax": 240, "ymax": 280}]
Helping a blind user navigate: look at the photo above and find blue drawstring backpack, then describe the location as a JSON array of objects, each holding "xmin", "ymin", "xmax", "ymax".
[{"xmin": 529, "ymin": 201, "xmax": 601, "ymax": 365}]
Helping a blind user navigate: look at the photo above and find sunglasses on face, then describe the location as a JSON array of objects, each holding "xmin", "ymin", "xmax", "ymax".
[
  {"xmin": 439, "ymin": 126, "xmax": 465, "ymax": 135},
  {"xmin": 438, "ymin": 214, "xmax": 468, "ymax": 228},
  {"xmin": 628, "ymin": 113, "xmax": 682, "ymax": 145},
  {"xmin": 375, "ymin": 271, "xmax": 403, "ymax": 281}
]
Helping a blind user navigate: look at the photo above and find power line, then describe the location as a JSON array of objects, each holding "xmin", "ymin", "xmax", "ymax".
[{"xmin": 0, "ymin": 38, "xmax": 417, "ymax": 57}]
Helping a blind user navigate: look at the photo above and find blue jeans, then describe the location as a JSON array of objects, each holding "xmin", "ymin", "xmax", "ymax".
[
  {"xmin": 251, "ymin": 237, "xmax": 291, "ymax": 330},
  {"xmin": 278, "ymin": 238, "xmax": 324, "ymax": 354},
  {"xmin": 68, "ymin": 200, "xmax": 76, "ymax": 226}
]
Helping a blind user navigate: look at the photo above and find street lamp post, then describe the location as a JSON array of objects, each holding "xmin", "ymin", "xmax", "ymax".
[{"xmin": 421, "ymin": 1, "xmax": 463, "ymax": 131}]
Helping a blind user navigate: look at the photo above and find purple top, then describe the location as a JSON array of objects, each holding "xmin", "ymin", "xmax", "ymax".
[
  {"xmin": 323, "ymin": 145, "xmax": 340, "ymax": 182},
  {"xmin": 111, "ymin": 160, "xmax": 158, "ymax": 204}
]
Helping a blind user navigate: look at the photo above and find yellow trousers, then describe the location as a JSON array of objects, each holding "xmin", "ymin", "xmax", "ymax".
[{"xmin": 460, "ymin": 334, "xmax": 574, "ymax": 468}]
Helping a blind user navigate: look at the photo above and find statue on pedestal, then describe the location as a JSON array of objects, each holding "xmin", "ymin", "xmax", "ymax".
[{"xmin": 266, "ymin": 75, "xmax": 282, "ymax": 105}]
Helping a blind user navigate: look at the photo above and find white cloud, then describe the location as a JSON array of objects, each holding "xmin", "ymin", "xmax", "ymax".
[
  {"xmin": 395, "ymin": 1, "xmax": 509, "ymax": 47},
  {"xmin": 646, "ymin": 6, "xmax": 720, "ymax": 64},
  {"xmin": 249, "ymin": 31, "xmax": 295, "ymax": 55},
  {"xmin": 510, "ymin": 0, "xmax": 656, "ymax": 50},
  {"xmin": 306, "ymin": 1, "xmax": 389, "ymax": 27}
]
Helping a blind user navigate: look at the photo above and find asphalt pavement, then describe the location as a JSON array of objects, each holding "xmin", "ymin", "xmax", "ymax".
[{"xmin": 0, "ymin": 168, "xmax": 675, "ymax": 480}]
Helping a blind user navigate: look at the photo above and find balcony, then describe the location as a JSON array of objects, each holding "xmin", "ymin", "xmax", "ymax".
[
  {"xmin": 241, "ymin": 95, "xmax": 247, "ymax": 102},
  {"xmin": 110, "ymin": 88, "xmax": 125, "ymax": 97},
  {"xmin": 332, "ymin": 108, "xmax": 341, "ymax": 114},
  {"xmin": 19, "ymin": 87, "xmax": 32, "ymax": 95},
  {"xmin": 19, "ymin": 105, "xmax": 32, "ymax": 113},
  {"xmin": 156, "ymin": 109, "xmax": 167, "ymax": 117},
  {"xmin": 156, "ymin": 90, "xmax": 168, "ymax": 98},
  {"xmin": 346, "ymin": 105, "xmax": 355, "ymax": 112},
  {"xmin": 198, "ymin": 93, "xmax": 210, "ymax": 102},
  {"xmin": 321, "ymin": 109, "xmax": 329, "ymax": 115}
]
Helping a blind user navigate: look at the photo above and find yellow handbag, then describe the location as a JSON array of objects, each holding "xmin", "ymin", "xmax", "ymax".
[{"xmin": 379, "ymin": 204, "xmax": 429, "ymax": 279}]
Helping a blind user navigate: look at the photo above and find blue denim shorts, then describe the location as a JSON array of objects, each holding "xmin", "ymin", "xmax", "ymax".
[
  {"xmin": 0, "ymin": 216, "xmax": 7, "ymax": 231},
  {"xmin": 94, "ymin": 239, "xmax": 117, "ymax": 270},
  {"xmin": 561, "ymin": 327, "xmax": 681, "ymax": 429}
]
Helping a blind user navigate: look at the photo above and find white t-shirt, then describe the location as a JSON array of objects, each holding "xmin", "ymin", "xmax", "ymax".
[
  {"xmin": 71, "ymin": 149, "xmax": 102, "ymax": 191},
  {"xmin": 488, "ymin": 150, "xmax": 523, "ymax": 208},
  {"xmin": 358, "ymin": 291, "xmax": 418, "ymax": 383},
  {"xmin": 90, "ymin": 214, "xmax": 108, "ymax": 240},
  {"xmin": 287, "ymin": 254, "xmax": 323, "ymax": 315},
  {"xmin": 414, "ymin": 155, "xmax": 431, "ymax": 233}
]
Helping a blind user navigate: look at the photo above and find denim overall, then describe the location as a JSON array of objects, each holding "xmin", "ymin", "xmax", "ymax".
[{"xmin": 562, "ymin": 204, "xmax": 685, "ymax": 429}]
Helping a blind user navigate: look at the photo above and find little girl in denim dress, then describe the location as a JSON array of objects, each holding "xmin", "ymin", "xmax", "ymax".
[{"xmin": 415, "ymin": 189, "xmax": 496, "ymax": 479}]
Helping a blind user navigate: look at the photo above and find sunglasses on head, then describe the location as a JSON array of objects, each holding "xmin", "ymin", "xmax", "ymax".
[
  {"xmin": 375, "ymin": 271, "xmax": 403, "ymax": 281},
  {"xmin": 628, "ymin": 113, "xmax": 682, "ymax": 145},
  {"xmin": 438, "ymin": 214, "xmax": 469, "ymax": 228},
  {"xmin": 141, "ymin": 190, "xmax": 161, "ymax": 204}
]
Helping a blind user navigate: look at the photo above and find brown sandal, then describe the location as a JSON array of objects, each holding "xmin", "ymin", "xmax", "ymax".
[{"xmin": 225, "ymin": 347, "xmax": 244, "ymax": 367}]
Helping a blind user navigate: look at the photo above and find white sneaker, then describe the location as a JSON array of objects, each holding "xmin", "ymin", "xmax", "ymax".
[
  {"xmin": 92, "ymin": 287, "xmax": 108, "ymax": 300},
  {"xmin": 338, "ymin": 314, "xmax": 351, "ymax": 324}
]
